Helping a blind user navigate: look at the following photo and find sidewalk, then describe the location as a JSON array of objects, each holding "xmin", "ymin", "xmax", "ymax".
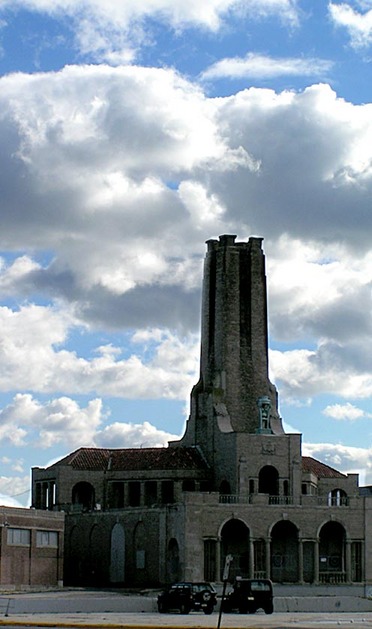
[{"xmin": 0, "ymin": 611, "xmax": 372, "ymax": 629}]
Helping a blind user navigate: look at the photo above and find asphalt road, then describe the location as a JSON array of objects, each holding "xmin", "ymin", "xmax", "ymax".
[{"xmin": 0, "ymin": 590, "xmax": 371, "ymax": 629}]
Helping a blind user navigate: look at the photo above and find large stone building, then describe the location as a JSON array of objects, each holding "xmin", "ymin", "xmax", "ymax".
[{"xmin": 32, "ymin": 235, "xmax": 372, "ymax": 588}]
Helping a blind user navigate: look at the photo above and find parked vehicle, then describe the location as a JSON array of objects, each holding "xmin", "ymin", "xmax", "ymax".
[
  {"xmin": 157, "ymin": 581, "xmax": 217, "ymax": 614},
  {"xmin": 222, "ymin": 577, "xmax": 274, "ymax": 614}
]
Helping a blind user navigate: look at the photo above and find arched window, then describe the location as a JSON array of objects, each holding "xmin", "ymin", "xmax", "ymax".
[
  {"xmin": 327, "ymin": 488, "xmax": 348, "ymax": 506},
  {"xmin": 258, "ymin": 465, "xmax": 279, "ymax": 496},
  {"xmin": 72, "ymin": 481, "xmax": 95, "ymax": 511},
  {"xmin": 219, "ymin": 480, "xmax": 231, "ymax": 495}
]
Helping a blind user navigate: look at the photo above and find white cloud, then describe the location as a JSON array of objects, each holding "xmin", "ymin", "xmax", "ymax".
[
  {"xmin": 323, "ymin": 402, "xmax": 372, "ymax": 420},
  {"xmin": 201, "ymin": 53, "xmax": 333, "ymax": 81},
  {"xmin": 0, "ymin": 393, "xmax": 182, "ymax": 450},
  {"xmin": 0, "ymin": 305, "xmax": 199, "ymax": 398},
  {"xmin": 0, "ymin": 393, "xmax": 103, "ymax": 448},
  {"xmin": 0, "ymin": 476, "xmax": 30, "ymax": 507},
  {"xmin": 95, "ymin": 421, "xmax": 180, "ymax": 448},
  {"xmin": 329, "ymin": 3, "xmax": 372, "ymax": 48},
  {"xmin": 0, "ymin": 66, "xmax": 371, "ymax": 408},
  {"xmin": 0, "ymin": 0, "xmax": 300, "ymax": 62},
  {"xmin": 303, "ymin": 441, "xmax": 372, "ymax": 485}
]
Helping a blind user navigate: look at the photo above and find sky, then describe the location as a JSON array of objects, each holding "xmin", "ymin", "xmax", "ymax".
[{"xmin": 0, "ymin": 0, "xmax": 371, "ymax": 507}]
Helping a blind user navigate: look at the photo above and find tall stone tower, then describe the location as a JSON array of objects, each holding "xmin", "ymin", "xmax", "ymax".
[{"xmin": 173, "ymin": 235, "xmax": 285, "ymax": 491}]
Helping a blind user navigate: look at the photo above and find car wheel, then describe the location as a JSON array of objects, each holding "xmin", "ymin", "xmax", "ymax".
[
  {"xmin": 180, "ymin": 602, "xmax": 190, "ymax": 614},
  {"xmin": 239, "ymin": 605, "xmax": 248, "ymax": 614},
  {"xmin": 201, "ymin": 590, "xmax": 212, "ymax": 602},
  {"xmin": 265, "ymin": 603, "xmax": 274, "ymax": 615},
  {"xmin": 157, "ymin": 601, "xmax": 166, "ymax": 613},
  {"xmin": 204, "ymin": 605, "xmax": 213, "ymax": 615}
]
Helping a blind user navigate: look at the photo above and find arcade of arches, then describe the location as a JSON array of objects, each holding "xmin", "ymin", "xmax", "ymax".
[{"xmin": 204, "ymin": 518, "xmax": 362, "ymax": 584}]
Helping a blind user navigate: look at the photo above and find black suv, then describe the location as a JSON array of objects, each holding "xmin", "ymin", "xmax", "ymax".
[
  {"xmin": 157, "ymin": 581, "xmax": 217, "ymax": 614},
  {"xmin": 222, "ymin": 577, "xmax": 274, "ymax": 614}
]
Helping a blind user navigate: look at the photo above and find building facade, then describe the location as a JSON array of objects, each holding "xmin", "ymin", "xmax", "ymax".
[
  {"xmin": 32, "ymin": 235, "xmax": 372, "ymax": 588},
  {"xmin": 0, "ymin": 507, "xmax": 64, "ymax": 587}
]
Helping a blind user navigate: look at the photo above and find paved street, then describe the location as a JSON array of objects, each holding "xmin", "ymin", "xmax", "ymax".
[{"xmin": 0, "ymin": 590, "xmax": 371, "ymax": 629}]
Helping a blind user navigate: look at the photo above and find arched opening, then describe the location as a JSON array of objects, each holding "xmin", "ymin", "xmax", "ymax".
[
  {"xmin": 258, "ymin": 466, "xmax": 279, "ymax": 496},
  {"xmin": 89, "ymin": 524, "xmax": 104, "ymax": 586},
  {"xmin": 327, "ymin": 488, "xmax": 348, "ymax": 506},
  {"xmin": 65, "ymin": 525, "xmax": 83, "ymax": 585},
  {"xmin": 220, "ymin": 519, "xmax": 250, "ymax": 580},
  {"xmin": 72, "ymin": 481, "xmax": 95, "ymax": 511},
  {"xmin": 219, "ymin": 480, "xmax": 231, "ymax": 495},
  {"xmin": 167, "ymin": 538, "xmax": 180, "ymax": 583},
  {"xmin": 319, "ymin": 521, "xmax": 346, "ymax": 583},
  {"xmin": 271, "ymin": 520, "xmax": 299, "ymax": 583},
  {"xmin": 110, "ymin": 522, "xmax": 125, "ymax": 584}
]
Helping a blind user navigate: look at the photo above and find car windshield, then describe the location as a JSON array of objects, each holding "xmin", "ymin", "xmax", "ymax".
[{"xmin": 250, "ymin": 581, "xmax": 271, "ymax": 591}]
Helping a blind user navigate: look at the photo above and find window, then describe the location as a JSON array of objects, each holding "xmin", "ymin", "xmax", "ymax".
[
  {"xmin": 36, "ymin": 530, "xmax": 58, "ymax": 547},
  {"xmin": 327, "ymin": 489, "xmax": 348, "ymax": 506},
  {"xmin": 7, "ymin": 528, "xmax": 31, "ymax": 546}
]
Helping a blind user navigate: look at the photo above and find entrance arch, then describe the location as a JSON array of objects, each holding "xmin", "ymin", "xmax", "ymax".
[
  {"xmin": 271, "ymin": 520, "xmax": 299, "ymax": 582},
  {"xmin": 220, "ymin": 519, "xmax": 250, "ymax": 580},
  {"xmin": 319, "ymin": 521, "xmax": 346, "ymax": 583}
]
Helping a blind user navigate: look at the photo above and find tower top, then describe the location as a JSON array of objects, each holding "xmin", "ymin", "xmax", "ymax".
[{"xmin": 178, "ymin": 234, "xmax": 283, "ymax": 448}]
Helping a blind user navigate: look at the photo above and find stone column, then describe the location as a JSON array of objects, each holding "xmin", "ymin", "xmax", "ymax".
[
  {"xmin": 249, "ymin": 538, "xmax": 255, "ymax": 578},
  {"xmin": 346, "ymin": 540, "xmax": 351, "ymax": 583},
  {"xmin": 314, "ymin": 539, "xmax": 319, "ymax": 583},
  {"xmin": 265, "ymin": 538, "xmax": 271, "ymax": 579},
  {"xmin": 298, "ymin": 539, "xmax": 304, "ymax": 583},
  {"xmin": 216, "ymin": 538, "xmax": 221, "ymax": 582}
]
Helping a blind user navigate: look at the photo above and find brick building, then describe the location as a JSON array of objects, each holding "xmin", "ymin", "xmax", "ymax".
[
  {"xmin": 32, "ymin": 235, "xmax": 372, "ymax": 588},
  {"xmin": 0, "ymin": 507, "xmax": 64, "ymax": 587}
]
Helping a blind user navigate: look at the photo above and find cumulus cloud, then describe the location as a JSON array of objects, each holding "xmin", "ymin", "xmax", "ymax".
[
  {"xmin": 0, "ymin": 476, "xmax": 30, "ymax": 507},
  {"xmin": 329, "ymin": 2, "xmax": 372, "ymax": 48},
  {"xmin": 322, "ymin": 402, "xmax": 372, "ymax": 420},
  {"xmin": 0, "ymin": 67, "xmax": 371, "ymax": 408},
  {"xmin": 95, "ymin": 421, "xmax": 180, "ymax": 448},
  {"xmin": 0, "ymin": 304, "xmax": 199, "ymax": 398},
  {"xmin": 201, "ymin": 53, "xmax": 333, "ymax": 81},
  {"xmin": 0, "ymin": 0, "xmax": 300, "ymax": 63},
  {"xmin": 303, "ymin": 441, "xmax": 372, "ymax": 485},
  {"xmin": 0, "ymin": 393, "xmax": 182, "ymax": 451}
]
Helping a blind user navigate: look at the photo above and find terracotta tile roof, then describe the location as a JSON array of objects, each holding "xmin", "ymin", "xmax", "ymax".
[
  {"xmin": 302, "ymin": 456, "xmax": 346, "ymax": 479},
  {"xmin": 51, "ymin": 446, "xmax": 208, "ymax": 472}
]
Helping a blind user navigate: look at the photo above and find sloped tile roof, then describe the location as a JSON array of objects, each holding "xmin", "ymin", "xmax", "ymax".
[
  {"xmin": 51, "ymin": 446, "xmax": 208, "ymax": 472},
  {"xmin": 302, "ymin": 456, "xmax": 346, "ymax": 479}
]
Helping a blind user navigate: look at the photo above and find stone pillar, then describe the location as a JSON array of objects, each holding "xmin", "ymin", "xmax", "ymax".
[
  {"xmin": 314, "ymin": 539, "xmax": 319, "ymax": 583},
  {"xmin": 249, "ymin": 538, "xmax": 255, "ymax": 578},
  {"xmin": 298, "ymin": 539, "xmax": 304, "ymax": 583},
  {"xmin": 346, "ymin": 540, "xmax": 351, "ymax": 583},
  {"xmin": 265, "ymin": 538, "xmax": 271, "ymax": 579},
  {"xmin": 216, "ymin": 538, "xmax": 221, "ymax": 582}
]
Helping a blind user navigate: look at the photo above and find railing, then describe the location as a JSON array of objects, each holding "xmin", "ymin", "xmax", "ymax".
[
  {"xmin": 217, "ymin": 494, "xmax": 350, "ymax": 507},
  {"xmin": 268, "ymin": 495, "xmax": 293, "ymax": 505},
  {"xmin": 219, "ymin": 494, "xmax": 252, "ymax": 504},
  {"xmin": 319, "ymin": 571, "xmax": 347, "ymax": 584}
]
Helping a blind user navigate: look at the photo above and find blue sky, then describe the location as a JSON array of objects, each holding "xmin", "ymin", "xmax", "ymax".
[{"xmin": 0, "ymin": 0, "xmax": 371, "ymax": 506}]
